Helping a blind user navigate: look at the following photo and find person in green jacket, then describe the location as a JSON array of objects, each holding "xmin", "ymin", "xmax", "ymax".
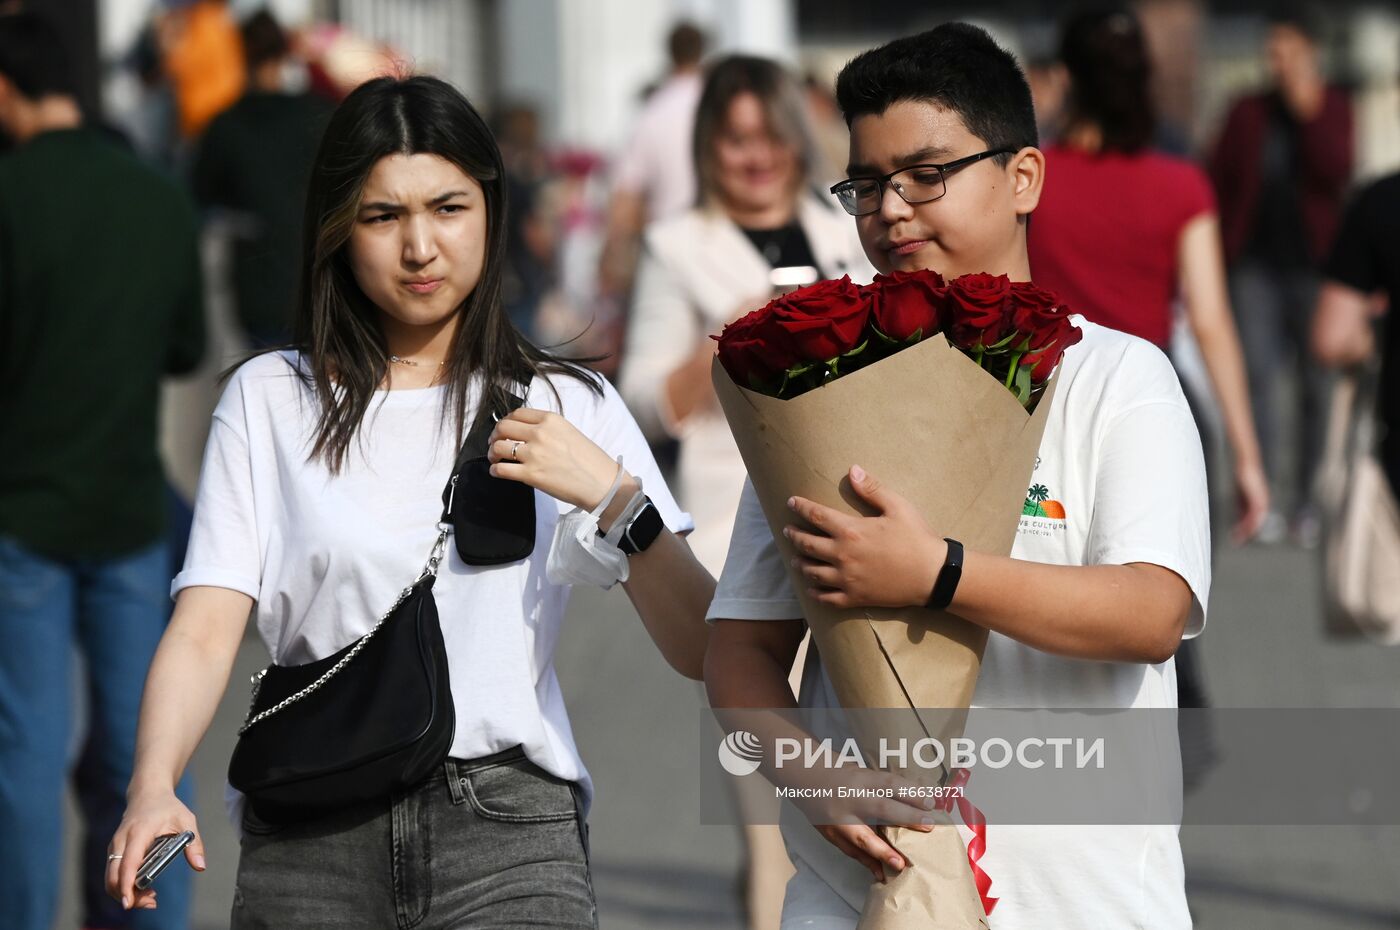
[
  {"xmin": 193, "ymin": 9, "xmax": 332, "ymax": 347},
  {"xmin": 0, "ymin": 12, "xmax": 205, "ymax": 930}
]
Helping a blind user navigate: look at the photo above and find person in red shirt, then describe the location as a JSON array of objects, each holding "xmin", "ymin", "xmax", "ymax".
[{"xmin": 1029, "ymin": 6, "xmax": 1269, "ymax": 547}]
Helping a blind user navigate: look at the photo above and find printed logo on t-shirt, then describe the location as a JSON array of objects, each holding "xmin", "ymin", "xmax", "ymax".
[{"xmin": 1018, "ymin": 481, "xmax": 1067, "ymax": 538}]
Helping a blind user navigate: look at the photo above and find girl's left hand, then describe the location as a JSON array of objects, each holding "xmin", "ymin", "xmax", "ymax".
[{"xmin": 488, "ymin": 408, "xmax": 632, "ymax": 512}]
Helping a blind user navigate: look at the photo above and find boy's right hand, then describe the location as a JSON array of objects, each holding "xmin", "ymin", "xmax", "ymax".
[
  {"xmin": 794, "ymin": 767, "xmax": 938, "ymax": 883},
  {"xmin": 818, "ymin": 822, "xmax": 920, "ymax": 884},
  {"xmin": 106, "ymin": 790, "xmax": 206, "ymax": 911}
]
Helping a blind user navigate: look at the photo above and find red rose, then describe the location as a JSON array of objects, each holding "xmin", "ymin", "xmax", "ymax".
[
  {"xmin": 1020, "ymin": 318, "xmax": 1083, "ymax": 381},
  {"xmin": 945, "ymin": 273, "xmax": 1013, "ymax": 350},
  {"xmin": 1009, "ymin": 282, "xmax": 1071, "ymax": 350},
  {"xmin": 714, "ymin": 303, "xmax": 799, "ymax": 389},
  {"xmin": 1009, "ymin": 282, "xmax": 1058, "ymax": 330},
  {"xmin": 769, "ymin": 275, "xmax": 872, "ymax": 363},
  {"xmin": 866, "ymin": 269, "xmax": 947, "ymax": 341},
  {"xmin": 1002, "ymin": 281, "xmax": 1080, "ymax": 381}
]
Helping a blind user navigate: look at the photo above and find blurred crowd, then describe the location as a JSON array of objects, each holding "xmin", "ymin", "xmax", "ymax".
[{"xmin": 2, "ymin": 1, "xmax": 1398, "ymax": 929}]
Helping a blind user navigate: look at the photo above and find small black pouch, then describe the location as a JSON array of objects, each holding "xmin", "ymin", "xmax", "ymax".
[
  {"xmin": 229, "ymin": 575, "xmax": 452, "ymax": 823},
  {"xmin": 442, "ymin": 386, "xmax": 536, "ymax": 566}
]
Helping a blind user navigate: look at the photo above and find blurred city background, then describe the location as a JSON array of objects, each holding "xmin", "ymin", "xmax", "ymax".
[{"xmin": 7, "ymin": 0, "xmax": 1399, "ymax": 927}]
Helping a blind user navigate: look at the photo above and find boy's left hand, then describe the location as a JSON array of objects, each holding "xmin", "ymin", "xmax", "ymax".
[{"xmin": 785, "ymin": 466, "xmax": 946, "ymax": 610}]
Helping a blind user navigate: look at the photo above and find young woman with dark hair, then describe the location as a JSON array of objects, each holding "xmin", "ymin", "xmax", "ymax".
[
  {"xmin": 105, "ymin": 74, "xmax": 713, "ymax": 928},
  {"xmin": 1028, "ymin": 5, "xmax": 1270, "ymax": 546},
  {"xmin": 1027, "ymin": 9, "xmax": 1264, "ymax": 788}
]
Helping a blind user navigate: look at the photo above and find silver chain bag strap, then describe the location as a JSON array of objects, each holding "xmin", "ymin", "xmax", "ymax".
[{"xmin": 238, "ymin": 525, "xmax": 451, "ymax": 734}]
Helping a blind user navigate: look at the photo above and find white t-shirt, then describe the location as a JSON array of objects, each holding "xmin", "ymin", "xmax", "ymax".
[
  {"xmin": 174, "ymin": 351, "xmax": 692, "ymax": 819},
  {"xmin": 706, "ymin": 318, "xmax": 1211, "ymax": 929}
]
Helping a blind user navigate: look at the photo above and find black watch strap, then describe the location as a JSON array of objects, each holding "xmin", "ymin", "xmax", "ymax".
[
  {"xmin": 926, "ymin": 537, "xmax": 964, "ymax": 610},
  {"xmin": 613, "ymin": 498, "xmax": 664, "ymax": 555}
]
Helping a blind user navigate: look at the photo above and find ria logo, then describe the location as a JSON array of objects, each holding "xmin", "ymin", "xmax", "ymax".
[{"xmin": 718, "ymin": 730, "xmax": 763, "ymax": 776}]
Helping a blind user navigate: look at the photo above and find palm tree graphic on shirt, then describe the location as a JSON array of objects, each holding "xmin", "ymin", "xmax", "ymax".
[{"xmin": 1022, "ymin": 483, "xmax": 1065, "ymax": 520}]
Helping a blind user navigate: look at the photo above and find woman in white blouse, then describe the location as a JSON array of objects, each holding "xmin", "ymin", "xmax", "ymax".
[
  {"xmin": 105, "ymin": 75, "xmax": 712, "ymax": 927},
  {"xmin": 618, "ymin": 56, "xmax": 874, "ymax": 930}
]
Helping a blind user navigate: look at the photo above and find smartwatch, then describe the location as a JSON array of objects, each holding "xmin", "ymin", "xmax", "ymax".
[
  {"xmin": 925, "ymin": 537, "xmax": 964, "ymax": 610},
  {"xmin": 611, "ymin": 497, "xmax": 664, "ymax": 555}
]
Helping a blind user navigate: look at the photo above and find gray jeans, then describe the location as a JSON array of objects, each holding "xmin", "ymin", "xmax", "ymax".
[
  {"xmin": 1230, "ymin": 259, "xmax": 1331, "ymax": 514},
  {"xmin": 231, "ymin": 747, "xmax": 597, "ymax": 929}
]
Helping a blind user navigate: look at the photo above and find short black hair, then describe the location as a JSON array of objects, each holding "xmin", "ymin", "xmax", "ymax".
[
  {"xmin": 0, "ymin": 11, "xmax": 75, "ymax": 100},
  {"xmin": 1268, "ymin": 3, "xmax": 1324, "ymax": 44},
  {"xmin": 668, "ymin": 21, "xmax": 706, "ymax": 68},
  {"xmin": 241, "ymin": 9, "xmax": 289, "ymax": 72},
  {"xmin": 835, "ymin": 22, "xmax": 1037, "ymax": 163}
]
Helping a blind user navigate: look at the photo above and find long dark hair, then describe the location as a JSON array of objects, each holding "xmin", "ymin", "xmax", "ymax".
[
  {"xmin": 292, "ymin": 75, "xmax": 599, "ymax": 472},
  {"xmin": 1059, "ymin": 6, "xmax": 1156, "ymax": 153}
]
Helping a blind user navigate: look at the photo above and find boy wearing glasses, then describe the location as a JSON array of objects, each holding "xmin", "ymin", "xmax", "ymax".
[{"xmin": 704, "ymin": 24, "xmax": 1209, "ymax": 930}]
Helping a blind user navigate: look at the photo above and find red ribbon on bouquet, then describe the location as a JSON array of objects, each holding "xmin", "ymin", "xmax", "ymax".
[{"xmin": 934, "ymin": 767, "xmax": 998, "ymax": 916}]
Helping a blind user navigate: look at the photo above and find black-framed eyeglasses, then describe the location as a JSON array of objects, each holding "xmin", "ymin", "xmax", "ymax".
[{"xmin": 829, "ymin": 148, "xmax": 1015, "ymax": 216}]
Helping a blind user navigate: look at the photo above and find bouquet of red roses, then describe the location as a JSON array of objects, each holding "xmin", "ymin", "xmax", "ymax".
[
  {"xmin": 710, "ymin": 271, "xmax": 1080, "ymax": 929},
  {"xmin": 715, "ymin": 270, "xmax": 1080, "ymax": 407}
]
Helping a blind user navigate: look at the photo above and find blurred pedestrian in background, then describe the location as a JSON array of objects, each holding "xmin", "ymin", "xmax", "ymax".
[
  {"xmin": 1025, "ymin": 53, "xmax": 1070, "ymax": 144},
  {"xmin": 1313, "ymin": 169, "xmax": 1400, "ymax": 492},
  {"xmin": 158, "ymin": 0, "xmax": 244, "ymax": 145},
  {"xmin": 528, "ymin": 147, "xmax": 623, "ymax": 371},
  {"xmin": 598, "ymin": 21, "xmax": 707, "ymax": 300},
  {"xmin": 1210, "ymin": 4, "xmax": 1353, "ymax": 546},
  {"xmin": 0, "ymin": 12, "xmax": 205, "ymax": 930},
  {"xmin": 125, "ymin": 21, "xmax": 179, "ymax": 171},
  {"xmin": 1028, "ymin": 4, "xmax": 1266, "ymax": 786},
  {"xmin": 618, "ymin": 54, "xmax": 873, "ymax": 930},
  {"xmin": 1030, "ymin": 5, "xmax": 1269, "ymax": 546},
  {"xmin": 193, "ymin": 8, "xmax": 331, "ymax": 348},
  {"xmin": 495, "ymin": 102, "xmax": 558, "ymax": 341},
  {"xmin": 1312, "ymin": 163, "xmax": 1400, "ymax": 643}
]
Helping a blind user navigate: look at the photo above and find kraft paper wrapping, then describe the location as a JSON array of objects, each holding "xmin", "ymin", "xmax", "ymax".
[{"xmin": 712, "ymin": 334, "xmax": 1059, "ymax": 929}]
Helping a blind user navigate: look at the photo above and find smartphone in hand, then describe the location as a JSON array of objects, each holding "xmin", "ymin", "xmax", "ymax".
[{"xmin": 135, "ymin": 831, "xmax": 195, "ymax": 891}]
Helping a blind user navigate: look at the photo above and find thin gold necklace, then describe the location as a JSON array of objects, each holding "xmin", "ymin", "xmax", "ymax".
[{"xmin": 389, "ymin": 355, "xmax": 445, "ymax": 367}]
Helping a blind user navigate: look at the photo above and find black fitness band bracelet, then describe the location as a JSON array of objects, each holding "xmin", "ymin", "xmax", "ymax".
[{"xmin": 926, "ymin": 537, "xmax": 964, "ymax": 610}]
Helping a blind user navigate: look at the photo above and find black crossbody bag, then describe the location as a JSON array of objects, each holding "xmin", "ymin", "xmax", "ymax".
[{"xmin": 228, "ymin": 387, "xmax": 534, "ymax": 824}]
